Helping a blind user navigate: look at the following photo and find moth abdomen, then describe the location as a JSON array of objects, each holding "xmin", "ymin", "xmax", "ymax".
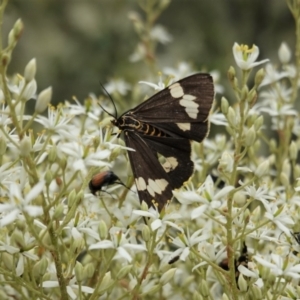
[{"xmin": 115, "ymin": 115, "xmax": 168, "ymax": 137}]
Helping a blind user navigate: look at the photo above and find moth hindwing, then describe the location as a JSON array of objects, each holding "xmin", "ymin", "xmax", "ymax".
[{"xmin": 112, "ymin": 73, "xmax": 214, "ymax": 211}]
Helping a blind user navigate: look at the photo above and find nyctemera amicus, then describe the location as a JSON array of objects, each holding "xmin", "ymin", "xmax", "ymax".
[
  {"xmin": 89, "ymin": 171, "xmax": 127, "ymax": 195},
  {"xmin": 105, "ymin": 73, "xmax": 214, "ymax": 211}
]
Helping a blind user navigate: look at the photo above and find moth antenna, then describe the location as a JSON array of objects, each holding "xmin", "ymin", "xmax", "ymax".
[{"xmin": 99, "ymin": 82, "xmax": 118, "ymax": 119}]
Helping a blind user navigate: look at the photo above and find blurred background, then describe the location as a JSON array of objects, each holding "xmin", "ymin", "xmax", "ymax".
[{"xmin": 3, "ymin": 0, "xmax": 294, "ymax": 104}]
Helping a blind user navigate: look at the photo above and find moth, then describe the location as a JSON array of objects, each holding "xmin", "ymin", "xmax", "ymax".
[
  {"xmin": 109, "ymin": 73, "xmax": 214, "ymax": 211},
  {"xmin": 89, "ymin": 171, "xmax": 127, "ymax": 195}
]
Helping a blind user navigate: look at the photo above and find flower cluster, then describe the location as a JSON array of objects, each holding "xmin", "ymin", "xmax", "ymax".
[{"xmin": 1, "ymin": 2, "xmax": 300, "ymax": 300}]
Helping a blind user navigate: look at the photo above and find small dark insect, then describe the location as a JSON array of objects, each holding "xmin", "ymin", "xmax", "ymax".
[
  {"xmin": 168, "ymin": 255, "xmax": 180, "ymax": 264},
  {"xmin": 219, "ymin": 242, "xmax": 249, "ymax": 284},
  {"xmin": 101, "ymin": 74, "xmax": 214, "ymax": 211},
  {"xmin": 89, "ymin": 171, "xmax": 127, "ymax": 195}
]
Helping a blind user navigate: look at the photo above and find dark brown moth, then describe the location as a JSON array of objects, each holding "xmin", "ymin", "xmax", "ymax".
[{"xmin": 111, "ymin": 73, "xmax": 214, "ymax": 211}]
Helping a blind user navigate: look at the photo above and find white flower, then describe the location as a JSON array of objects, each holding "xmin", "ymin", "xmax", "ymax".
[
  {"xmin": 60, "ymin": 141, "xmax": 111, "ymax": 174},
  {"xmin": 0, "ymin": 181, "xmax": 44, "ymax": 227},
  {"xmin": 209, "ymin": 112, "xmax": 228, "ymax": 126},
  {"xmin": 133, "ymin": 207, "xmax": 183, "ymax": 232},
  {"xmin": 218, "ymin": 151, "xmax": 234, "ymax": 173},
  {"xmin": 242, "ymin": 183, "xmax": 275, "ymax": 211},
  {"xmin": 265, "ymin": 205, "xmax": 294, "ymax": 236},
  {"xmin": 163, "ymin": 62, "xmax": 194, "ymax": 80},
  {"xmin": 104, "ymin": 79, "xmax": 131, "ymax": 96},
  {"xmin": 129, "ymin": 43, "xmax": 147, "ymax": 62},
  {"xmin": 0, "ymin": 232, "xmax": 38, "ymax": 276},
  {"xmin": 173, "ymin": 176, "xmax": 234, "ymax": 219},
  {"xmin": 254, "ymin": 253, "xmax": 300, "ymax": 279},
  {"xmin": 35, "ymin": 106, "xmax": 75, "ymax": 140},
  {"xmin": 170, "ymin": 229, "xmax": 210, "ymax": 262},
  {"xmin": 233, "ymin": 43, "xmax": 269, "ymax": 70},
  {"xmin": 89, "ymin": 229, "xmax": 146, "ymax": 262},
  {"xmin": 43, "ymin": 277, "xmax": 94, "ymax": 299},
  {"xmin": 139, "ymin": 74, "xmax": 165, "ymax": 91},
  {"xmin": 259, "ymin": 64, "xmax": 289, "ymax": 87},
  {"xmin": 62, "ymin": 218, "xmax": 100, "ymax": 241},
  {"xmin": 150, "ymin": 25, "xmax": 172, "ymax": 44}
]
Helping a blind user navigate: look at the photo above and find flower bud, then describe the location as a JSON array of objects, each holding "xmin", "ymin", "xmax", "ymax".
[
  {"xmin": 48, "ymin": 145, "xmax": 57, "ymax": 163},
  {"xmin": 1, "ymin": 53, "xmax": 11, "ymax": 67},
  {"xmin": 255, "ymin": 160, "xmax": 269, "ymax": 177},
  {"xmin": 99, "ymin": 220, "xmax": 108, "ymax": 240},
  {"xmin": 67, "ymin": 190, "xmax": 77, "ymax": 208},
  {"xmin": 116, "ymin": 265, "xmax": 132, "ymax": 280},
  {"xmin": 252, "ymin": 285, "xmax": 263, "ymax": 299},
  {"xmin": 278, "ymin": 42, "xmax": 291, "ymax": 64},
  {"xmin": 241, "ymin": 86, "xmax": 249, "ymax": 102},
  {"xmin": 192, "ymin": 291, "xmax": 202, "ymax": 300},
  {"xmin": 53, "ymin": 204, "xmax": 64, "ymax": 220},
  {"xmin": 22, "ymin": 79, "xmax": 37, "ymax": 101},
  {"xmin": 160, "ymin": 268, "xmax": 177, "ymax": 285},
  {"xmin": 294, "ymin": 164, "xmax": 300, "ymax": 179},
  {"xmin": 142, "ymin": 224, "xmax": 151, "ymax": 242},
  {"xmin": 24, "ymin": 58, "xmax": 36, "ymax": 82},
  {"xmin": 233, "ymin": 191, "xmax": 247, "ymax": 207},
  {"xmin": 33, "ymin": 257, "xmax": 48, "ymax": 278},
  {"xmin": 75, "ymin": 261, "xmax": 84, "ymax": 282},
  {"xmin": 218, "ymin": 151, "xmax": 234, "ymax": 173},
  {"xmin": 35, "ymin": 87, "xmax": 52, "ymax": 113},
  {"xmin": 254, "ymin": 115, "xmax": 264, "ymax": 131},
  {"xmin": 289, "ymin": 141, "xmax": 298, "ymax": 161},
  {"xmin": 2, "ymin": 253, "xmax": 14, "ymax": 270},
  {"xmin": 221, "ymin": 97, "xmax": 229, "ymax": 115},
  {"xmin": 142, "ymin": 284, "xmax": 160, "ymax": 295},
  {"xmin": 247, "ymin": 89, "xmax": 257, "ymax": 105},
  {"xmin": 98, "ymin": 272, "xmax": 113, "ymax": 294},
  {"xmin": 222, "ymin": 293, "xmax": 230, "ymax": 300},
  {"xmin": 227, "ymin": 107, "xmax": 236, "ymax": 128},
  {"xmin": 199, "ymin": 279, "xmax": 209, "ymax": 297},
  {"xmin": 280, "ymin": 172, "xmax": 289, "ymax": 188},
  {"xmin": 269, "ymin": 139, "xmax": 277, "ymax": 153},
  {"xmin": 0, "ymin": 135, "xmax": 7, "ymax": 155},
  {"xmin": 20, "ymin": 135, "xmax": 32, "ymax": 156},
  {"xmin": 254, "ymin": 68, "xmax": 265, "ymax": 87},
  {"xmin": 8, "ymin": 19, "xmax": 24, "ymax": 47},
  {"xmin": 227, "ymin": 66, "xmax": 236, "ymax": 84},
  {"xmin": 245, "ymin": 126, "xmax": 256, "ymax": 147},
  {"xmin": 237, "ymin": 274, "xmax": 248, "ymax": 292},
  {"xmin": 84, "ymin": 263, "xmax": 95, "ymax": 279},
  {"xmin": 141, "ymin": 200, "xmax": 149, "ymax": 211}
]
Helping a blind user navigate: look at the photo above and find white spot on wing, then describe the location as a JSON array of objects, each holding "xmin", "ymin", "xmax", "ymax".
[
  {"xmin": 136, "ymin": 177, "xmax": 147, "ymax": 191},
  {"xmin": 179, "ymin": 94, "xmax": 199, "ymax": 119},
  {"xmin": 136, "ymin": 177, "xmax": 169, "ymax": 197},
  {"xmin": 155, "ymin": 179, "xmax": 168, "ymax": 192},
  {"xmin": 183, "ymin": 94, "xmax": 196, "ymax": 101},
  {"xmin": 147, "ymin": 183, "xmax": 155, "ymax": 197},
  {"xmin": 176, "ymin": 123, "xmax": 191, "ymax": 131},
  {"xmin": 169, "ymin": 83, "xmax": 184, "ymax": 98},
  {"xmin": 162, "ymin": 157, "xmax": 178, "ymax": 173}
]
